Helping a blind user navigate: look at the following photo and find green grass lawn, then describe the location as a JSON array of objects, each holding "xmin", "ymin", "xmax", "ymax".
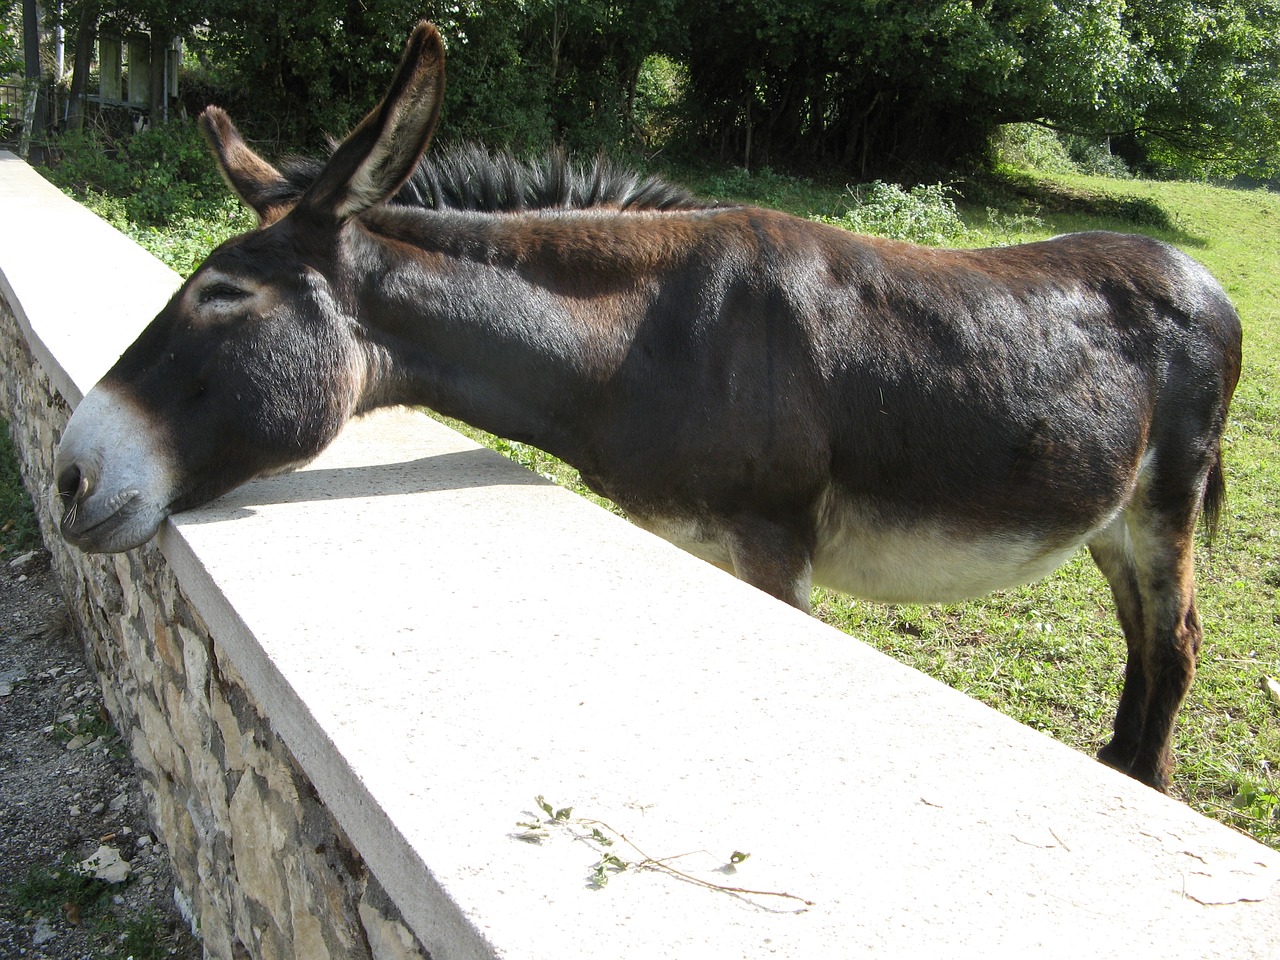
[{"xmin": 21, "ymin": 161, "xmax": 1280, "ymax": 847}]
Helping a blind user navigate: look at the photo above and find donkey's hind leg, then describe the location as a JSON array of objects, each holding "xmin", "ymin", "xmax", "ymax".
[
  {"xmin": 1087, "ymin": 523, "xmax": 1148, "ymax": 775},
  {"xmin": 1088, "ymin": 490, "xmax": 1205, "ymax": 792}
]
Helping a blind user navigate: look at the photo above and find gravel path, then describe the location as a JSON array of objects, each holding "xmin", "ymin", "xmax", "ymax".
[{"xmin": 0, "ymin": 548, "xmax": 201, "ymax": 959}]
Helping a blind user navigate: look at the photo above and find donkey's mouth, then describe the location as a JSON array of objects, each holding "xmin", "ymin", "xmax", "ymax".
[
  {"xmin": 54, "ymin": 384, "xmax": 182, "ymax": 554},
  {"xmin": 60, "ymin": 488, "xmax": 163, "ymax": 554}
]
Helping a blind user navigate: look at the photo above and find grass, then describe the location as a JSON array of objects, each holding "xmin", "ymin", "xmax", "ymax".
[
  {"xmin": 4, "ymin": 855, "xmax": 181, "ymax": 960},
  {"xmin": 8, "ymin": 855, "xmax": 116, "ymax": 926},
  {"xmin": 1, "ymin": 418, "xmax": 43, "ymax": 558},
  {"xmin": 12, "ymin": 155, "xmax": 1280, "ymax": 847}
]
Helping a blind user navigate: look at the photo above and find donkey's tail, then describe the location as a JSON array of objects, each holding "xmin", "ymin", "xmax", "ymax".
[{"xmin": 1201, "ymin": 449, "xmax": 1227, "ymax": 548}]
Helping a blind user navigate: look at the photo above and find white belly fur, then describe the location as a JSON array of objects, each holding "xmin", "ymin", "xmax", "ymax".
[
  {"xmin": 812, "ymin": 487, "xmax": 1104, "ymax": 604},
  {"xmin": 629, "ymin": 488, "xmax": 1122, "ymax": 605}
]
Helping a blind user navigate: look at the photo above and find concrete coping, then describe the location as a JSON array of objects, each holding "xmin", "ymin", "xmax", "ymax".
[{"xmin": 3, "ymin": 150, "xmax": 1279, "ymax": 958}]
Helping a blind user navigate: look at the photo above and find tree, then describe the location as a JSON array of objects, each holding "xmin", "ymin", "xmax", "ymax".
[
  {"xmin": 0, "ymin": 1, "xmax": 20, "ymax": 77},
  {"xmin": 42, "ymin": 1, "xmax": 1280, "ymax": 177},
  {"xmin": 672, "ymin": 0, "xmax": 1280, "ymax": 178}
]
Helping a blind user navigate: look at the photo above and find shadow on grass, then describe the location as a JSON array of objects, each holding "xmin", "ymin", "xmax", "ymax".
[{"xmin": 963, "ymin": 171, "xmax": 1209, "ymax": 248}]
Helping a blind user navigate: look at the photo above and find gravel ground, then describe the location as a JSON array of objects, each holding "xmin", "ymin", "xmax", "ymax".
[{"xmin": 0, "ymin": 547, "xmax": 201, "ymax": 959}]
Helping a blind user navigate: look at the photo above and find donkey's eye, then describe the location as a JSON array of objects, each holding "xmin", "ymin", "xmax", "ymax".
[{"xmin": 199, "ymin": 282, "xmax": 248, "ymax": 305}]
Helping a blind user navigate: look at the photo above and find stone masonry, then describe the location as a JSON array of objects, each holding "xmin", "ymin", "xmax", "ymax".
[{"xmin": 2, "ymin": 294, "xmax": 430, "ymax": 959}]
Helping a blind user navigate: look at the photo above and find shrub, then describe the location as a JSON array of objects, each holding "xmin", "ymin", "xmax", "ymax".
[
  {"xmin": 45, "ymin": 121, "xmax": 231, "ymax": 227},
  {"xmin": 993, "ymin": 123, "xmax": 1077, "ymax": 175},
  {"xmin": 815, "ymin": 181, "xmax": 968, "ymax": 246},
  {"xmin": 993, "ymin": 124, "xmax": 1132, "ymax": 180},
  {"xmin": 1064, "ymin": 136, "xmax": 1132, "ymax": 179}
]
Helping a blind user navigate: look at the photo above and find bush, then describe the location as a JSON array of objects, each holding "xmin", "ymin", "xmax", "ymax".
[
  {"xmin": 815, "ymin": 181, "xmax": 968, "ymax": 246},
  {"xmin": 993, "ymin": 124, "xmax": 1132, "ymax": 180},
  {"xmin": 701, "ymin": 166, "xmax": 800, "ymax": 206},
  {"xmin": 1063, "ymin": 137, "xmax": 1132, "ymax": 179},
  {"xmin": 43, "ymin": 121, "xmax": 255, "ymax": 276},
  {"xmin": 993, "ymin": 124, "xmax": 1077, "ymax": 175},
  {"xmin": 45, "ymin": 121, "xmax": 232, "ymax": 227}
]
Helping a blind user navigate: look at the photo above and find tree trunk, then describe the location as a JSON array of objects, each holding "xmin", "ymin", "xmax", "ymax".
[
  {"xmin": 149, "ymin": 28, "xmax": 167, "ymax": 123},
  {"xmin": 21, "ymin": 0, "xmax": 46, "ymax": 162},
  {"xmin": 66, "ymin": 4, "xmax": 97, "ymax": 132}
]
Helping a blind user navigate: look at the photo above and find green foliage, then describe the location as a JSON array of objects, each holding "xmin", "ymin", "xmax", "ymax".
[
  {"xmin": 46, "ymin": 0, "xmax": 1277, "ymax": 177},
  {"xmin": 0, "ymin": 418, "xmax": 42, "ymax": 557},
  {"xmin": 117, "ymin": 909, "xmax": 177, "ymax": 960},
  {"xmin": 1062, "ymin": 138, "xmax": 1133, "ymax": 180},
  {"xmin": 0, "ymin": 1, "xmax": 20, "ymax": 77},
  {"xmin": 4, "ymin": 857, "xmax": 181, "ymax": 960},
  {"xmin": 993, "ymin": 125, "xmax": 1079, "ymax": 176},
  {"xmin": 815, "ymin": 181, "xmax": 969, "ymax": 246},
  {"xmin": 179, "ymin": 0, "xmax": 685, "ymax": 156},
  {"xmin": 51, "ymin": 701, "xmax": 119, "ymax": 748},
  {"xmin": 46, "ymin": 121, "xmax": 231, "ymax": 226},
  {"xmin": 43, "ymin": 121, "xmax": 255, "ymax": 275},
  {"xmin": 994, "ymin": 124, "xmax": 1134, "ymax": 180},
  {"xmin": 632, "ymin": 54, "xmax": 687, "ymax": 151},
  {"xmin": 700, "ymin": 166, "xmax": 800, "ymax": 205},
  {"xmin": 7, "ymin": 855, "xmax": 115, "ymax": 924},
  {"xmin": 120, "ymin": 202, "xmax": 254, "ymax": 276},
  {"xmin": 671, "ymin": 0, "xmax": 1280, "ymax": 177}
]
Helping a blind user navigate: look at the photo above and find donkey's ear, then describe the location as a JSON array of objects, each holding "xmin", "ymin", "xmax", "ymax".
[
  {"xmin": 199, "ymin": 107, "xmax": 293, "ymax": 226},
  {"xmin": 299, "ymin": 21, "xmax": 446, "ymax": 222}
]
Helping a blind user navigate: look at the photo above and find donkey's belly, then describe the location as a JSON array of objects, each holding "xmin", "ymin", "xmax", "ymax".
[{"xmin": 811, "ymin": 490, "xmax": 1106, "ymax": 604}]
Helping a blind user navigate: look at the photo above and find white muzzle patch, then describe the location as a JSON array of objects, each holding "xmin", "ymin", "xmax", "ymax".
[{"xmin": 54, "ymin": 385, "xmax": 180, "ymax": 553}]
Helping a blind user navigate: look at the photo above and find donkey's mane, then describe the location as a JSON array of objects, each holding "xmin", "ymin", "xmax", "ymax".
[{"xmin": 275, "ymin": 144, "xmax": 715, "ymax": 214}]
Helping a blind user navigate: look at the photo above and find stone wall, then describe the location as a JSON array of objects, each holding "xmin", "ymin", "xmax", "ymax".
[{"xmin": 1, "ymin": 296, "xmax": 428, "ymax": 959}]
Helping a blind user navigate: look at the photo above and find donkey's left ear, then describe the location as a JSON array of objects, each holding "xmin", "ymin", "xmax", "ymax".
[
  {"xmin": 200, "ymin": 107, "xmax": 293, "ymax": 226},
  {"xmin": 299, "ymin": 21, "xmax": 446, "ymax": 222}
]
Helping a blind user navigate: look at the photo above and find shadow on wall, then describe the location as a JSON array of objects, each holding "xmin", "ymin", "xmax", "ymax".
[{"xmin": 175, "ymin": 446, "xmax": 550, "ymax": 527}]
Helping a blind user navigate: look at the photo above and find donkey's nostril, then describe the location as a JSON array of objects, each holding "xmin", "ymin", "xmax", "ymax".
[{"xmin": 57, "ymin": 464, "xmax": 87, "ymax": 505}]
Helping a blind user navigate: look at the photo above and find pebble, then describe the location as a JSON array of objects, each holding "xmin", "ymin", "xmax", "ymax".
[
  {"xmin": 7, "ymin": 550, "xmax": 37, "ymax": 569},
  {"xmin": 32, "ymin": 916, "xmax": 57, "ymax": 945},
  {"xmin": 76, "ymin": 844, "xmax": 132, "ymax": 884}
]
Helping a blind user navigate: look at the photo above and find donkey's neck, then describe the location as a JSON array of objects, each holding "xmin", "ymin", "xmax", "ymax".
[{"xmin": 350, "ymin": 208, "xmax": 674, "ymax": 464}]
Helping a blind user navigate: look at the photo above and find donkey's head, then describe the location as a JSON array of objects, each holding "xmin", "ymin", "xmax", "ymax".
[{"xmin": 54, "ymin": 22, "xmax": 446, "ymax": 553}]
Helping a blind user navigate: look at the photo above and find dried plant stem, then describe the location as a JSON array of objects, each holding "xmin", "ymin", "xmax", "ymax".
[{"xmin": 577, "ymin": 818, "xmax": 815, "ymax": 907}]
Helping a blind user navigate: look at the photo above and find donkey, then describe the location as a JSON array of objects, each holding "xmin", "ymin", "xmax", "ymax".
[{"xmin": 53, "ymin": 22, "xmax": 1242, "ymax": 792}]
